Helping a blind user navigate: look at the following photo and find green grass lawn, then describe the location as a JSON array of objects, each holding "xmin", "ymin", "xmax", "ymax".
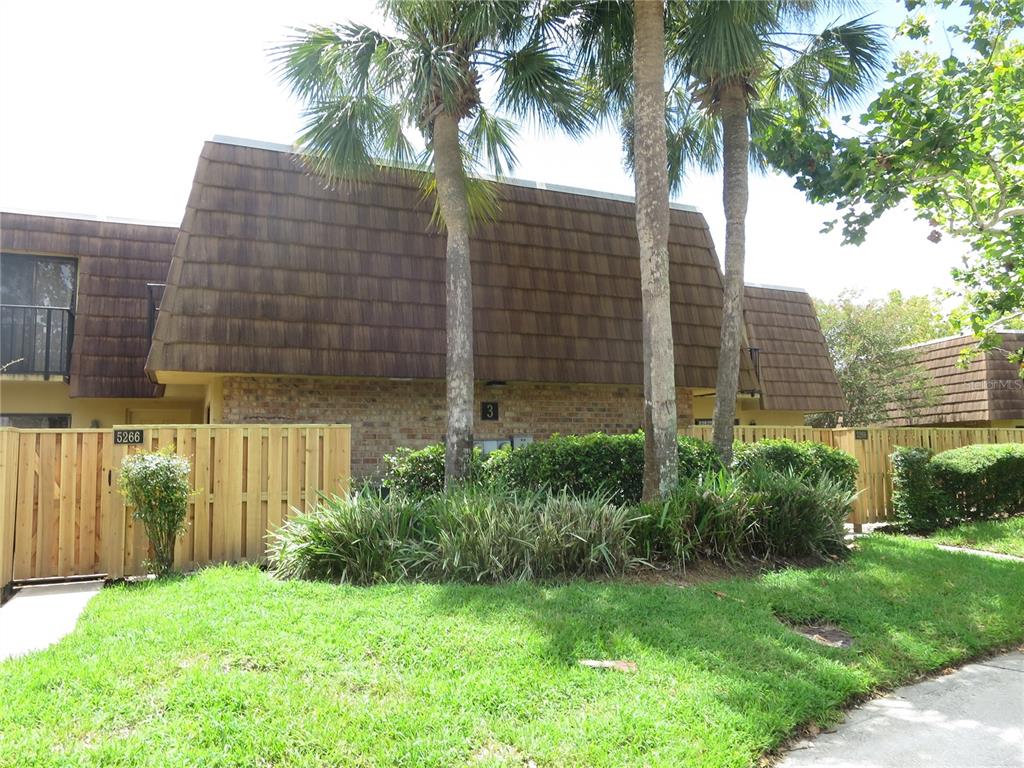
[
  {"xmin": 1, "ymin": 536, "xmax": 1022, "ymax": 768},
  {"xmin": 926, "ymin": 515, "xmax": 1024, "ymax": 558}
]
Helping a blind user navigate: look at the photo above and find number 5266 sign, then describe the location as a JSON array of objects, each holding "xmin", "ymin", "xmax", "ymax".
[{"xmin": 113, "ymin": 428, "xmax": 144, "ymax": 445}]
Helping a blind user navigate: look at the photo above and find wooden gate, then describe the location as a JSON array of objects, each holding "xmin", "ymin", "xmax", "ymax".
[{"xmin": 0, "ymin": 424, "xmax": 351, "ymax": 595}]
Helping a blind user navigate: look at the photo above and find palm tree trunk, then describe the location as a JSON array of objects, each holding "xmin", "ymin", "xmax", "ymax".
[
  {"xmin": 633, "ymin": 0, "xmax": 678, "ymax": 500},
  {"xmin": 711, "ymin": 82, "xmax": 750, "ymax": 465},
  {"xmin": 432, "ymin": 112, "xmax": 475, "ymax": 484}
]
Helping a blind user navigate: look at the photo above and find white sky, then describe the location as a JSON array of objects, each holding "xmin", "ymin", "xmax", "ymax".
[{"xmin": 0, "ymin": 1, "xmax": 969, "ymax": 302}]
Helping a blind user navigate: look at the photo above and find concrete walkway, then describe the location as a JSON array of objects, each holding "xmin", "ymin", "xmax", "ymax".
[
  {"xmin": 0, "ymin": 581, "xmax": 103, "ymax": 661},
  {"xmin": 779, "ymin": 651, "xmax": 1024, "ymax": 768}
]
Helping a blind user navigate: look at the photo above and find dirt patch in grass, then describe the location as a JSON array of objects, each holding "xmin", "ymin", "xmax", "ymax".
[{"xmin": 789, "ymin": 623, "xmax": 853, "ymax": 648}]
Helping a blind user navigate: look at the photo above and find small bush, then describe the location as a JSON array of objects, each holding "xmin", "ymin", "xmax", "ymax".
[
  {"xmin": 651, "ymin": 468, "xmax": 753, "ymax": 563},
  {"xmin": 891, "ymin": 447, "xmax": 940, "ymax": 532},
  {"xmin": 488, "ymin": 432, "xmax": 719, "ymax": 504},
  {"xmin": 382, "ymin": 444, "xmax": 485, "ymax": 497},
  {"xmin": 118, "ymin": 449, "xmax": 192, "ymax": 577},
  {"xmin": 740, "ymin": 463, "xmax": 854, "ymax": 559},
  {"xmin": 732, "ymin": 439, "xmax": 859, "ymax": 495}
]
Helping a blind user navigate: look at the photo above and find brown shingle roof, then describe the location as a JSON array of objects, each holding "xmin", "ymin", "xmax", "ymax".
[
  {"xmin": 743, "ymin": 285, "xmax": 847, "ymax": 413},
  {"xmin": 1, "ymin": 212, "xmax": 176, "ymax": 398},
  {"xmin": 882, "ymin": 332, "xmax": 1024, "ymax": 425},
  {"xmin": 149, "ymin": 139, "xmax": 761, "ymax": 390}
]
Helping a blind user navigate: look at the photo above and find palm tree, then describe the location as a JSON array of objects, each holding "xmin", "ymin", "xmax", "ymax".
[
  {"xmin": 572, "ymin": 0, "xmax": 682, "ymax": 500},
  {"xmin": 669, "ymin": 1, "xmax": 887, "ymax": 463},
  {"xmin": 274, "ymin": 0, "xmax": 585, "ymax": 485}
]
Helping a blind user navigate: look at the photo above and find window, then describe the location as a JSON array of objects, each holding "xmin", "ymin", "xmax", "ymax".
[
  {"xmin": 0, "ymin": 253, "xmax": 77, "ymax": 308},
  {"xmin": 1, "ymin": 253, "xmax": 77, "ymax": 376},
  {"xmin": 0, "ymin": 413, "xmax": 71, "ymax": 428}
]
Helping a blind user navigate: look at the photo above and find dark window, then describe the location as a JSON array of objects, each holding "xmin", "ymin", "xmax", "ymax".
[
  {"xmin": 1, "ymin": 253, "xmax": 77, "ymax": 308},
  {"xmin": 0, "ymin": 413, "xmax": 71, "ymax": 428},
  {"xmin": 1, "ymin": 253, "xmax": 77, "ymax": 376}
]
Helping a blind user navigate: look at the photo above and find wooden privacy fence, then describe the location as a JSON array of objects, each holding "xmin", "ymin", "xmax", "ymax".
[
  {"xmin": 1, "ymin": 422, "xmax": 1021, "ymax": 595},
  {"xmin": 0, "ymin": 424, "xmax": 351, "ymax": 594},
  {"xmin": 686, "ymin": 425, "xmax": 1024, "ymax": 528}
]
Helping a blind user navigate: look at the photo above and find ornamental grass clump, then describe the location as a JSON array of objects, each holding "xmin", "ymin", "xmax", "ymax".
[
  {"xmin": 650, "ymin": 468, "xmax": 754, "ymax": 563},
  {"xmin": 118, "ymin": 448, "xmax": 193, "ymax": 577},
  {"xmin": 266, "ymin": 490, "xmax": 428, "ymax": 584},
  {"xmin": 422, "ymin": 486, "xmax": 644, "ymax": 582},
  {"xmin": 740, "ymin": 462, "xmax": 855, "ymax": 559},
  {"xmin": 267, "ymin": 486, "xmax": 644, "ymax": 585}
]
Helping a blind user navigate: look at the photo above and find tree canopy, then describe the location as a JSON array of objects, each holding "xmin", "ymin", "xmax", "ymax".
[
  {"xmin": 810, "ymin": 290, "xmax": 949, "ymax": 427},
  {"xmin": 763, "ymin": 0, "xmax": 1024, "ymax": 360}
]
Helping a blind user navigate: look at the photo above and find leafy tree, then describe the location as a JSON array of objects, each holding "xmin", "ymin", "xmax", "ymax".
[
  {"xmin": 274, "ymin": 0, "xmax": 586, "ymax": 484},
  {"xmin": 668, "ymin": 1, "xmax": 888, "ymax": 462},
  {"xmin": 810, "ymin": 290, "xmax": 948, "ymax": 427},
  {"xmin": 762, "ymin": 0, "xmax": 1024, "ymax": 364}
]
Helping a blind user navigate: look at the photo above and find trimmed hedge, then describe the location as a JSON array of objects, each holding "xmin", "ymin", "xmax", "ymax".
[
  {"xmin": 892, "ymin": 443, "xmax": 1024, "ymax": 532},
  {"xmin": 383, "ymin": 434, "xmax": 861, "ymax": 506},
  {"xmin": 732, "ymin": 439, "xmax": 859, "ymax": 495},
  {"xmin": 891, "ymin": 447, "xmax": 941, "ymax": 533},
  {"xmin": 382, "ymin": 444, "xmax": 485, "ymax": 497},
  {"xmin": 485, "ymin": 432, "xmax": 719, "ymax": 504}
]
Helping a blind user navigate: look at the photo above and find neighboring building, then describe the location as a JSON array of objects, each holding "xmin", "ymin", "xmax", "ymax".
[
  {"xmin": 881, "ymin": 332, "xmax": 1024, "ymax": 428},
  {"xmin": 2, "ymin": 136, "xmax": 845, "ymax": 476},
  {"xmin": 0, "ymin": 214, "xmax": 205, "ymax": 427}
]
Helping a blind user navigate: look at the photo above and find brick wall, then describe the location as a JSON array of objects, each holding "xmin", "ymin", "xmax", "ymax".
[{"xmin": 221, "ymin": 376, "xmax": 694, "ymax": 478}]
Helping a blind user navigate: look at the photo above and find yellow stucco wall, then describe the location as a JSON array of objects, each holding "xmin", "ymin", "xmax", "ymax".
[
  {"xmin": 690, "ymin": 392, "xmax": 809, "ymax": 426},
  {"xmin": 4, "ymin": 376, "xmax": 818, "ymax": 430},
  {"xmin": 0, "ymin": 380, "xmax": 204, "ymax": 427},
  {"xmin": 990, "ymin": 419, "xmax": 1024, "ymax": 429}
]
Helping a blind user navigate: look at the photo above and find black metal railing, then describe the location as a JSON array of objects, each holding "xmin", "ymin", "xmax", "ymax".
[
  {"xmin": 147, "ymin": 282, "xmax": 166, "ymax": 340},
  {"xmin": 0, "ymin": 305, "xmax": 75, "ymax": 379},
  {"xmin": 748, "ymin": 346, "xmax": 762, "ymax": 382}
]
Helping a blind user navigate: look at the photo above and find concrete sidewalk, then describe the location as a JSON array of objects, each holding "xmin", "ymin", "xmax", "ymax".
[
  {"xmin": 0, "ymin": 581, "xmax": 103, "ymax": 661},
  {"xmin": 779, "ymin": 651, "xmax": 1024, "ymax": 768}
]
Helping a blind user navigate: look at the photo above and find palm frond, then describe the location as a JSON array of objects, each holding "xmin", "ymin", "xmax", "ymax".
[
  {"xmin": 494, "ymin": 38, "xmax": 589, "ymax": 136},
  {"xmin": 294, "ymin": 94, "xmax": 419, "ymax": 184},
  {"xmin": 763, "ymin": 15, "xmax": 887, "ymax": 113},
  {"xmin": 464, "ymin": 107, "xmax": 519, "ymax": 178}
]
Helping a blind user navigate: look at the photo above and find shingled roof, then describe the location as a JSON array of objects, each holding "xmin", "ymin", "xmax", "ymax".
[
  {"xmin": 883, "ymin": 332, "xmax": 1024, "ymax": 425},
  {"xmin": 1, "ymin": 212, "xmax": 176, "ymax": 398},
  {"xmin": 149, "ymin": 139, "xmax": 764, "ymax": 390},
  {"xmin": 743, "ymin": 285, "xmax": 847, "ymax": 413}
]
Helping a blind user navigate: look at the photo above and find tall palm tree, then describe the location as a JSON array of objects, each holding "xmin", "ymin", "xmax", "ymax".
[
  {"xmin": 275, "ymin": 0, "xmax": 585, "ymax": 485},
  {"xmin": 670, "ymin": 1, "xmax": 887, "ymax": 463},
  {"xmin": 573, "ymin": 0, "xmax": 682, "ymax": 500}
]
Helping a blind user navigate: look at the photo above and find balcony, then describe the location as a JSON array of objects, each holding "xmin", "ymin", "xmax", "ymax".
[{"xmin": 0, "ymin": 305, "xmax": 75, "ymax": 379}]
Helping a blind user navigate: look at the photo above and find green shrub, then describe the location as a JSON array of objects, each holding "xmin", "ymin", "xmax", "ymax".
[
  {"xmin": 267, "ymin": 486, "xmax": 644, "ymax": 584},
  {"xmin": 267, "ymin": 489, "xmax": 428, "ymax": 584},
  {"xmin": 891, "ymin": 447, "xmax": 940, "ymax": 532},
  {"xmin": 930, "ymin": 443, "xmax": 1024, "ymax": 521},
  {"xmin": 382, "ymin": 444, "xmax": 485, "ymax": 497},
  {"xmin": 486, "ymin": 432, "xmax": 719, "ymax": 504},
  {"xmin": 740, "ymin": 463, "xmax": 854, "ymax": 559},
  {"xmin": 732, "ymin": 439, "xmax": 859, "ymax": 495},
  {"xmin": 891, "ymin": 443, "xmax": 1024, "ymax": 532},
  {"xmin": 650, "ymin": 468, "xmax": 753, "ymax": 563},
  {"xmin": 118, "ymin": 449, "xmax": 193, "ymax": 577}
]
